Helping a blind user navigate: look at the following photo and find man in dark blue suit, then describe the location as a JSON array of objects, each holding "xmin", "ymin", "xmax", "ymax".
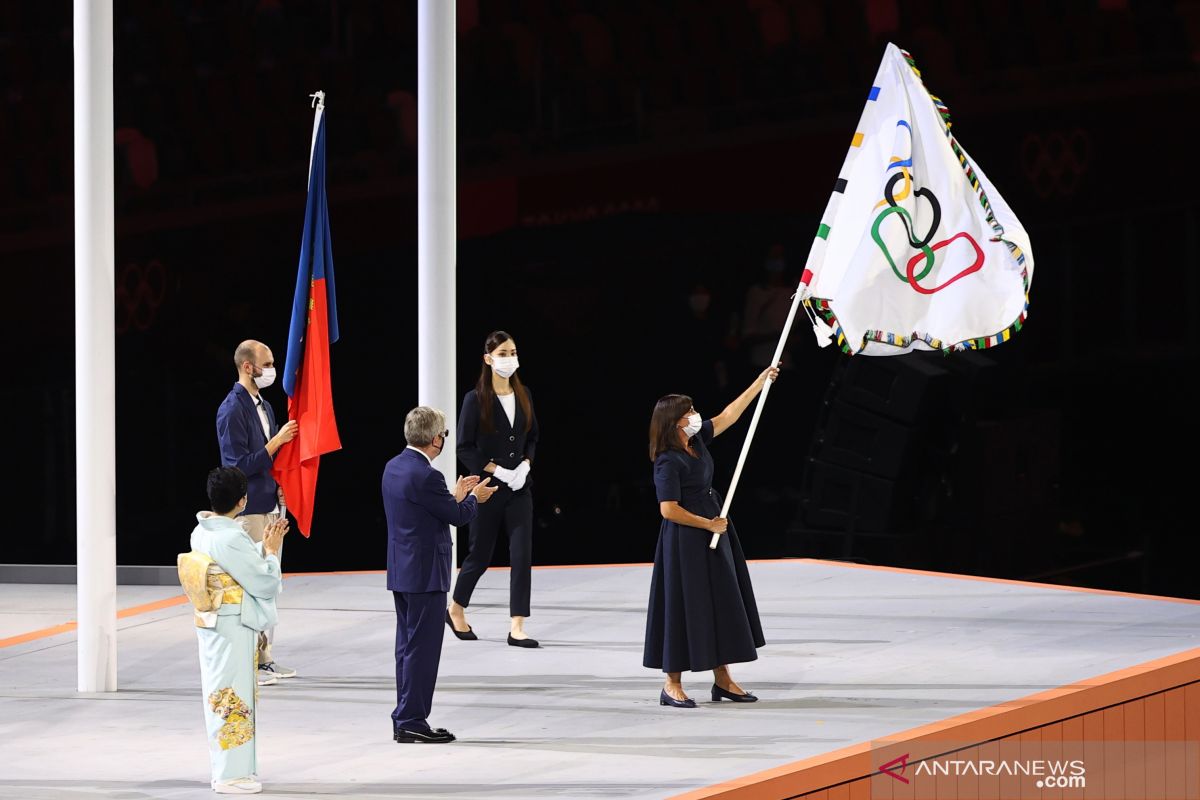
[
  {"xmin": 216, "ymin": 339, "xmax": 299, "ymax": 685},
  {"xmin": 384, "ymin": 406, "xmax": 497, "ymax": 743}
]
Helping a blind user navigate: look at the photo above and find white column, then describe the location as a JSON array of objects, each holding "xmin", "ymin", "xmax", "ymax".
[
  {"xmin": 74, "ymin": 0, "xmax": 117, "ymax": 692},
  {"xmin": 417, "ymin": 0, "xmax": 459, "ymax": 579}
]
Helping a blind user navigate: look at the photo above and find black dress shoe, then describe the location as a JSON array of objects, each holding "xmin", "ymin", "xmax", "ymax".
[
  {"xmin": 711, "ymin": 684, "xmax": 758, "ymax": 703},
  {"xmin": 507, "ymin": 633, "xmax": 539, "ymax": 648},
  {"xmin": 446, "ymin": 609, "xmax": 477, "ymax": 641},
  {"xmin": 394, "ymin": 727, "xmax": 456, "ymax": 743},
  {"xmin": 659, "ymin": 688, "xmax": 697, "ymax": 708}
]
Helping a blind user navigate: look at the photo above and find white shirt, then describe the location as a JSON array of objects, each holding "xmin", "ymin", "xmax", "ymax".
[
  {"xmin": 405, "ymin": 445, "xmax": 433, "ymax": 465},
  {"xmin": 498, "ymin": 392, "xmax": 517, "ymax": 427},
  {"xmin": 252, "ymin": 391, "xmax": 280, "ymax": 514}
]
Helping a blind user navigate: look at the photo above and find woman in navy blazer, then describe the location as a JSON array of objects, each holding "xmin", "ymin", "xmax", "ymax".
[{"xmin": 448, "ymin": 330, "xmax": 541, "ymax": 648}]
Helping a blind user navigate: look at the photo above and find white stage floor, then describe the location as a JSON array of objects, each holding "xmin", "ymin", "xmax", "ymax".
[{"xmin": 1, "ymin": 560, "xmax": 1198, "ymax": 799}]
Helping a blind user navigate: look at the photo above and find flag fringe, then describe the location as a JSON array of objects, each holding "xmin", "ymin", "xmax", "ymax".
[{"xmin": 807, "ymin": 294, "xmax": 1030, "ymax": 354}]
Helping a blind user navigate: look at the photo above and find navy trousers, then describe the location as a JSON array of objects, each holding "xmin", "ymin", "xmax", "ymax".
[
  {"xmin": 391, "ymin": 590, "xmax": 446, "ymax": 732},
  {"xmin": 452, "ymin": 489, "xmax": 533, "ymax": 617}
]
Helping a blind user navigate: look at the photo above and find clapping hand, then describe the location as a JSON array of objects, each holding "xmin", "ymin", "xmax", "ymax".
[
  {"xmin": 472, "ymin": 477, "xmax": 498, "ymax": 504},
  {"xmin": 263, "ymin": 517, "xmax": 289, "ymax": 557},
  {"xmin": 454, "ymin": 475, "xmax": 481, "ymax": 503}
]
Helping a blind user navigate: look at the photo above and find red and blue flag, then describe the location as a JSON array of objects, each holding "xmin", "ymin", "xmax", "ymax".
[{"xmin": 273, "ymin": 98, "xmax": 341, "ymax": 537}]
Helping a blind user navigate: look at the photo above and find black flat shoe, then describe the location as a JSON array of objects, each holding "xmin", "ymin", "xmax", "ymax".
[
  {"xmin": 446, "ymin": 609, "xmax": 477, "ymax": 641},
  {"xmin": 507, "ymin": 633, "xmax": 539, "ymax": 648},
  {"xmin": 711, "ymin": 684, "xmax": 758, "ymax": 703},
  {"xmin": 659, "ymin": 688, "xmax": 697, "ymax": 708},
  {"xmin": 394, "ymin": 727, "xmax": 456, "ymax": 743}
]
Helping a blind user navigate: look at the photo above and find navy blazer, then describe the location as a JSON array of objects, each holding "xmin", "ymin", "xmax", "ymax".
[
  {"xmin": 383, "ymin": 448, "xmax": 480, "ymax": 593},
  {"xmin": 457, "ymin": 388, "xmax": 539, "ymax": 490},
  {"xmin": 216, "ymin": 383, "xmax": 279, "ymax": 514}
]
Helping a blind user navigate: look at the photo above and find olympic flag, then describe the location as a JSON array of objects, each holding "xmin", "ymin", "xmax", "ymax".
[
  {"xmin": 708, "ymin": 44, "xmax": 1035, "ymax": 548},
  {"xmin": 272, "ymin": 92, "xmax": 341, "ymax": 537},
  {"xmin": 803, "ymin": 43, "xmax": 1034, "ymax": 355}
]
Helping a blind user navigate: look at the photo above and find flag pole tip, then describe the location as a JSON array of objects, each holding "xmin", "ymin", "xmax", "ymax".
[{"xmin": 310, "ymin": 90, "xmax": 326, "ymax": 109}]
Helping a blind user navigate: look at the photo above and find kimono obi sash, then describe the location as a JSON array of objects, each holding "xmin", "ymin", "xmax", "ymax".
[{"xmin": 177, "ymin": 550, "xmax": 244, "ymax": 628}]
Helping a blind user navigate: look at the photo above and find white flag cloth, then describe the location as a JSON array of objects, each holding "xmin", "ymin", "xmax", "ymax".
[{"xmin": 803, "ymin": 44, "xmax": 1033, "ymax": 356}]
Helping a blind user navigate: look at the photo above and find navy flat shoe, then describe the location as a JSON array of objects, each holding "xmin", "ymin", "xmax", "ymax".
[
  {"xmin": 446, "ymin": 610, "xmax": 477, "ymax": 641},
  {"xmin": 660, "ymin": 688, "xmax": 697, "ymax": 708},
  {"xmin": 507, "ymin": 633, "xmax": 539, "ymax": 648},
  {"xmin": 711, "ymin": 684, "xmax": 758, "ymax": 703}
]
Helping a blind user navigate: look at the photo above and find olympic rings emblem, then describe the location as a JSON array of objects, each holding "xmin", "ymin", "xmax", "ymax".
[
  {"xmin": 1021, "ymin": 129, "xmax": 1090, "ymax": 199},
  {"xmin": 116, "ymin": 259, "xmax": 166, "ymax": 334},
  {"xmin": 870, "ymin": 120, "xmax": 982, "ymax": 295}
]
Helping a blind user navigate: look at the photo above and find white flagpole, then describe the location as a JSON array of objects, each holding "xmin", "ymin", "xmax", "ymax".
[
  {"xmin": 417, "ymin": 0, "xmax": 459, "ymax": 580},
  {"xmin": 74, "ymin": 0, "xmax": 117, "ymax": 690},
  {"xmin": 708, "ymin": 280, "xmax": 809, "ymax": 550}
]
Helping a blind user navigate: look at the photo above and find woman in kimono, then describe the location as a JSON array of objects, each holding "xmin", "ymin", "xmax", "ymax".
[{"xmin": 179, "ymin": 466, "xmax": 286, "ymax": 795}]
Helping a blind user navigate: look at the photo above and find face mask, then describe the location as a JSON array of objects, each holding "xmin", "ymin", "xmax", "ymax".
[
  {"xmin": 681, "ymin": 413, "xmax": 702, "ymax": 438},
  {"xmin": 253, "ymin": 367, "xmax": 276, "ymax": 389},
  {"xmin": 491, "ymin": 356, "xmax": 519, "ymax": 378}
]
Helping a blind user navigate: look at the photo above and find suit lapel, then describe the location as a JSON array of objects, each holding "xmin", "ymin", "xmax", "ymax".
[{"xmin": 235, "ymin": 385, "xmax": 270, "ymax": 446}]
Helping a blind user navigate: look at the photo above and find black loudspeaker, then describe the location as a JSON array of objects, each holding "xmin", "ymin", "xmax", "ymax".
[
  {"xmin": 800, "ymin": 458, "xmax": 909, "ymax": 533},
  {"xmin": 793, "ymin": 353, "xmax": 975, "ymax": 564},
  {"xmin": 836, "ymin": 353, "xmax": 951, "ymax": 425},
  {"xmin": 810, "ymin": 399, "xmax": 916, "ymax": 479}
]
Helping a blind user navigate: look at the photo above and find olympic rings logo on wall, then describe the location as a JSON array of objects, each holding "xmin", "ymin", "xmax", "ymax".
[
  {"xmin": 1021, "ymin": 129, "xmax": 1090, "ymax": 199},
  {"xmin": 116, "ymin": 259, "xmax": 166, "ymax": 334},
  {"xmin": 871, "ymin": 119, "xmax": 984, "ymax": 295}
]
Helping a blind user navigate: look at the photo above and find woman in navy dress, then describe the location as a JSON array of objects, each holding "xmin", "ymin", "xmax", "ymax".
[{"xmin": 643, "ymin": 364, "xmax": 779, "ymax": 707}]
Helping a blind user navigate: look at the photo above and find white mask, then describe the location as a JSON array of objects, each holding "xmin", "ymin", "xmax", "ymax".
[
  {"xmin": 682, "ymin": 413, "xmax": 702, "ymax": 438},
  {"xmin": 491, "ymin": 356, "xmax": 519, "ymax": 379},
  {"xmin": 253, "ymin": 367, "xmax": 277, "ymax": 389}
]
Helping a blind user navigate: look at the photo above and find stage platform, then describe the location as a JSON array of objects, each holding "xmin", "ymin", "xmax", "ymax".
[{"xmin": 2, "ymin": 559, "xmax": 1199, "ymax": 800}]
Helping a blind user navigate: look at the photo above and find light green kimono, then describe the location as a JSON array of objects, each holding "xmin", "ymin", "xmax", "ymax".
[{"xmin": 184, "ymin": 512, "xmax": 282, "ymax": 785}]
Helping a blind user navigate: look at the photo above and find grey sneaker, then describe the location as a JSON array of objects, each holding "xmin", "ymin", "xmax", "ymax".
[{"xmin": 259, "ymin": 661, "xmax": 296, "ymax": 679}]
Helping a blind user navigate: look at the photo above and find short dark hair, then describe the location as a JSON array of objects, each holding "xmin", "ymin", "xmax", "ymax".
[
  {"xmin": 233, "ymin": 340, "xmax": 263, "ymax": 371},
  {"xmin": 207, "ymin": 466, "xmax": 248, "ymax": 514},
  {"xmin": 649, "ymin": 394, "xmax": 694, "ymax": 461}
]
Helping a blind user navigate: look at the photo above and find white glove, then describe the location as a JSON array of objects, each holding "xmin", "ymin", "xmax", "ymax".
[
  {"xmin": 509, "ymin": 460, "xmax": 531, "ymax": 491},
  {"xmin": 492, "ymin": 465, "xmax": 518, "ymax": 487}
]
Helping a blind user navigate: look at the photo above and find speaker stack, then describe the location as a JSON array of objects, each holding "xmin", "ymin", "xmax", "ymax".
[{"xmin": 789, "ymin": 352, "xmax": 963, "ymax": 567}]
